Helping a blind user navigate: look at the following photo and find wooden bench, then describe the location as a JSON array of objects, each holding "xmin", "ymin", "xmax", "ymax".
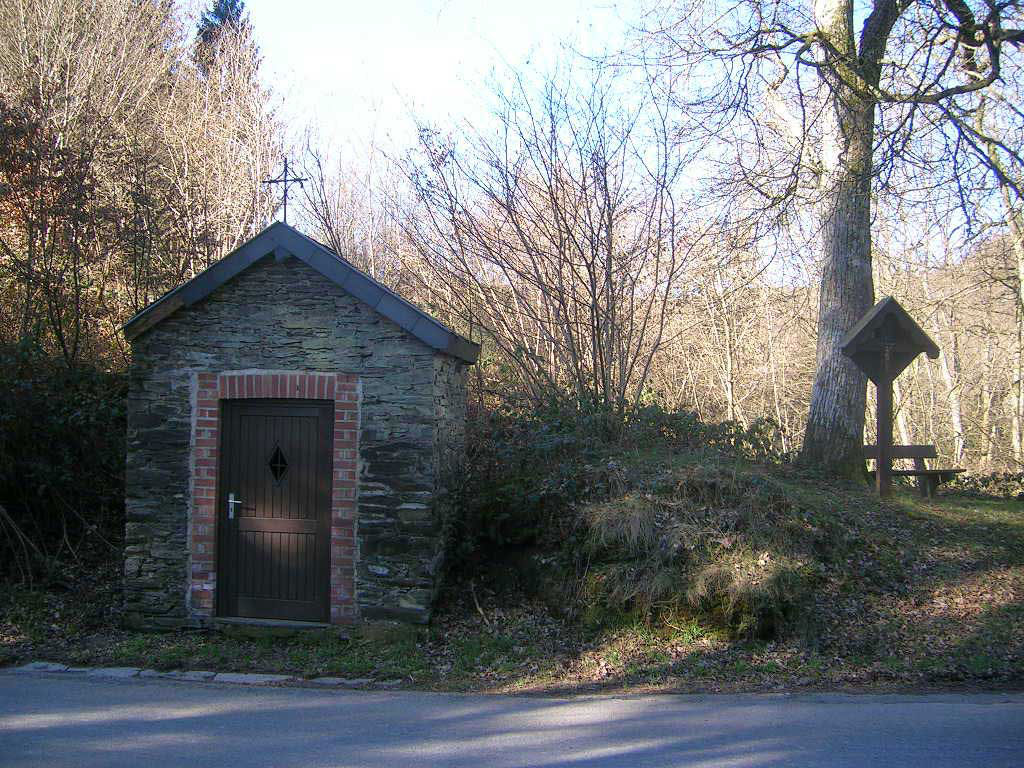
[{"xmin": 863, "ymin": 444, "xmax": 965, "ymax": 499}]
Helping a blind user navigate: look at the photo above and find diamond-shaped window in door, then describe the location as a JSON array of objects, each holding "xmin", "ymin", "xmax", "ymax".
[{"xmin": 268, "ymin": 445, "xmax": 288, "ymax": 485}]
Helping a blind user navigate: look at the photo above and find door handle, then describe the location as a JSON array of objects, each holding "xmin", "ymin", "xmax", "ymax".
[{"xmin": 227, "ymin": 492, "xmax": 242, "ymax": 520}]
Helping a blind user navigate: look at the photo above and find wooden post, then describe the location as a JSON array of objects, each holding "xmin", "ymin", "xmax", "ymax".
[
  {"xmin": 912, "ymin": 456, "xmax": 931, "ymax": 497},
  {"xmin": 876, "ymin": 377, "xmax": 894, "ymax": 497},
  {"xmin": 876, "ymin": 346, "xmax": 894, "ymax": 498}
]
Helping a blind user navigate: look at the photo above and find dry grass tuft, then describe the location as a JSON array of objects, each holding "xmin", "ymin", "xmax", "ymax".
[{"xmin": 581, "ymin": 461, "xmax": 865, "ymax": 637}]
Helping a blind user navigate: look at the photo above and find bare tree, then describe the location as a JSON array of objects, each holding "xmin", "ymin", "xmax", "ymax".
[
  {"xmin": 639, "ymin": 0, "xmax": 1024, "ymax": 474},
  {"xmin": 398, "ymin": 69, "xmax": 695, "ymax": 418},
  {"xmin": 297, "ymin": 136, "xmax": 410, "ymax": 292},
  {"xmin": 0, "ymin": 0, "xmax": 281, "ymax": 366}
]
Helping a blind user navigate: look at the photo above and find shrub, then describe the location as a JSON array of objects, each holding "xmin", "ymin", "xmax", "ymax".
[
  {"xmin": 449, "ymin": 400, "xmax": 788, "ymax": 593},
  {"xmin": 626, "ymin": 405, "xmax": 783, "ymax": 464},
  {"xmin": 451, "ymin": 404, "xmax": 604, "ymax": 566},
  {"xmin": 0, "ymin": 344, "xmax": 126, "ymax": 580},
  {"xmin": 945, "ymin": 472, "xmax": 1024, "ymax": 500}
]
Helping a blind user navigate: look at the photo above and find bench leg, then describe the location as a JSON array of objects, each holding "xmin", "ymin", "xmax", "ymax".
[
  {"xmin": 917, "ymin": 477, "xmax": 930, "ymax": 498},
  {"xmin": 914, "ymin": 458, "xmax": 929, "ymax": 498}
]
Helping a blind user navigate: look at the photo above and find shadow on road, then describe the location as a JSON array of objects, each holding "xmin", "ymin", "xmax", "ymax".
[{"xmin": 1, "ymin": 674, "xmax": 1022, "ymax": 767}]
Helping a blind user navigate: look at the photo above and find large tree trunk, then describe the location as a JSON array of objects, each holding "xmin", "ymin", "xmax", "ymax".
[
  {"xmin": 800, "ymin": 108, "xmax": 876, "ymax": 470},
  {"xmin": 1011, "ymin": 213, "xmax": 1024, "ymax": 464},
  {"xmin": 799, "ymin": 6, "xmax": 877, "ymax": 474}
]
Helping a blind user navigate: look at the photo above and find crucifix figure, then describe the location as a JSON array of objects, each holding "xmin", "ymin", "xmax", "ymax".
[{"xmin": 263, "ymin": 158, "xmax": 307, "ymax": 224}]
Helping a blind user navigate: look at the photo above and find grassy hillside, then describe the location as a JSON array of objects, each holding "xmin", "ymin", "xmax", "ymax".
[
  {"xmin": 552, "ymin": 457, "xmax": 1024, "ymax": 691},
  {"xmin": 3, "ymin": 442, "xmax": 1021, "ymax": 692}
]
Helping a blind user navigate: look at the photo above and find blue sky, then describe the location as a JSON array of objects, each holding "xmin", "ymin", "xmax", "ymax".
[{"xmin": 242, "ymin": 0, "xmax": 640, "ymax": 149}]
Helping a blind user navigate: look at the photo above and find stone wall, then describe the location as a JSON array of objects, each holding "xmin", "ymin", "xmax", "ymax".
[{"xmin": 125, "ymin": 254, "xmax": 462, "ymax": 628}]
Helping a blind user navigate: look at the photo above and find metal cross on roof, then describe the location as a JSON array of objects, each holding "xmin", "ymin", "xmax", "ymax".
[{"xmin": 262, "ymin": 158, "xmax": 307, "ymax": 224}]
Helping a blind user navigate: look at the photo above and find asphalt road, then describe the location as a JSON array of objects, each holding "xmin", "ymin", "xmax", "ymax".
[{"xmin": 1, "ymin": 673, "xmax": 1022, "ymax": 767}]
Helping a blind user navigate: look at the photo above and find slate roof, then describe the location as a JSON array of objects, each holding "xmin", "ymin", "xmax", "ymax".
[
  {"xmin": 839, "ymin": 296, "xmax": 939, "ymax": 383},
  {"xmin": 122, "ymin": 222, "xmax": 480, "ymax": 364},
  {"xmin": 839, "ymin": 296, "xmax": 939, "ymax": 359}
]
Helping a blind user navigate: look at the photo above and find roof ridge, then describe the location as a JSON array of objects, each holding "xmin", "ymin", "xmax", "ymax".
[{"xmin": 123, "ymin": 222, "xmax": 480, "ymax": 364}]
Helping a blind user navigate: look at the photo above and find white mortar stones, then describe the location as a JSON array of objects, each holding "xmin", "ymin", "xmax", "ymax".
[
  {"xmin": 86, "ymin": 667, "xmax": 141, "ymax": 679},
  {"xmin": 212, "ymin": 672, "xmax": 295, "ymax": 685},
  {"xmin": 5, "ymin": 661, "xmax": 410, "ymax": 690},
  {"xmin": 9, "ymin": 662, "xmax": 68, "ymax": 674},
  {"xmin": 164, "ymin": 670, "xmax": 217, "ymax": 681}
]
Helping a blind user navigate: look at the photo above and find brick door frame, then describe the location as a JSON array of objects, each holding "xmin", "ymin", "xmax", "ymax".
[{"xmin": 188, "ymin": 370, "xmax": 359, "ymax": 624}]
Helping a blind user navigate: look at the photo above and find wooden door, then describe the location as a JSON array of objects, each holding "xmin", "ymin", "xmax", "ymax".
[{"xmin": 216, "ymin": 400, "xmax": 332, "ymax": 622}]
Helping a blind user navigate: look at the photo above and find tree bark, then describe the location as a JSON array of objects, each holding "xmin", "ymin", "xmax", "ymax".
[
  {"xmin": 1012, "ymin": 214, "xmax": 1024, "ymax": 464},
  {"xmin": 800, "ymin": 92, "xmax": 876, "ymax": 473},
  {"xmin": 892, "ymin": 377, "xmax": 913, "ymax": 447},
  {"xmin": 800, "ymin": 0, "xmax": 877, "ymax": 474}
]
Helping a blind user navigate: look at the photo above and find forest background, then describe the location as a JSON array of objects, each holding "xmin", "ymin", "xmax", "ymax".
[{"xmin": 2, "ymin": 0, "xmax": 1024, "ymax": 575}]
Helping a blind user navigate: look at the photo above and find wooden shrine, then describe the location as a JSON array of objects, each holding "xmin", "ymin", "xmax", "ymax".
[{"xmin": 840, "ymin": 297, "xmax": 952, "ymax": 498}]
